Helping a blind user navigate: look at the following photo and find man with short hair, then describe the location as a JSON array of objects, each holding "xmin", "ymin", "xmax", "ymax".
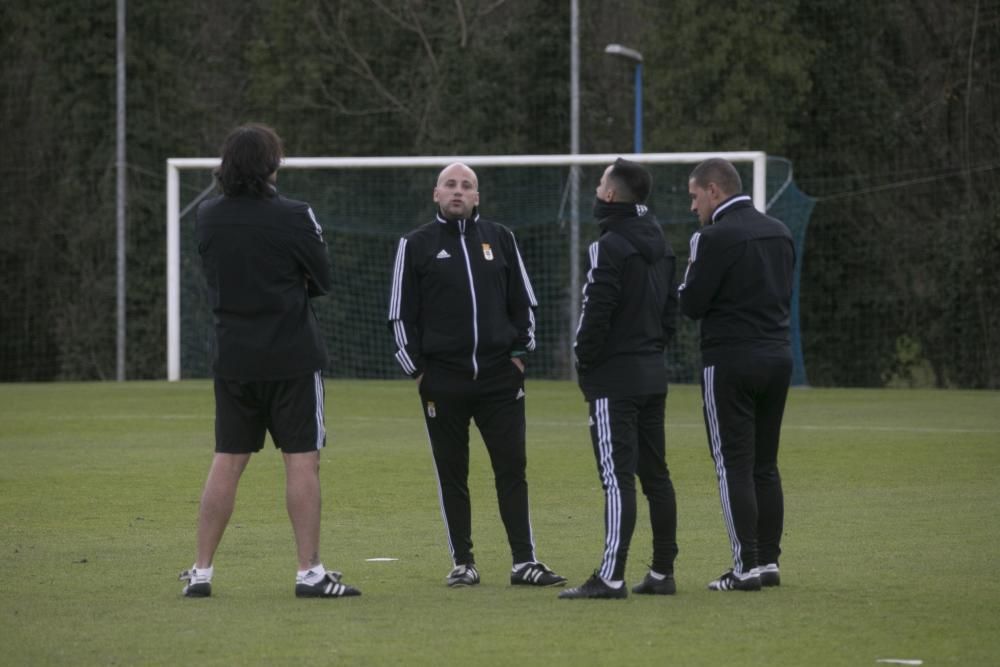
[
  {"xmin": 180, "ymin": 123, "xmax": 360, "ymax": 599},
  {"xmin": 388, "ymin": 162, "xmax": 565, "ymax": 589},
  {"xmin": 679, "ymin": 157, "xmax": 795, "ymax": 592},
  {"xmin": 560, "ymin": 158, "xmax": 679, "ymax": 600}
]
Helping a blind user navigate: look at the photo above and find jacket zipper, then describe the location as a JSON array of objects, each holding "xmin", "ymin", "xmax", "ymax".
[{"xmin": 458, "ymin": 219, "xmax": 480, "ymax": 379}]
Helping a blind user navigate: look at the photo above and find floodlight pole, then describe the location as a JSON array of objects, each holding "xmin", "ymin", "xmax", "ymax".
[
  {"xmin": 115, "ymin": 0, "xmax": 127, "ymax": 381},
  {"xmin": 604, "ymin": 44, "xmax": 643, "ymax": 153},
  {"xmin": 569, "ymin": 0, "xmax": 581, "ymax": 380},
  {"xmin": 633, "ymin": 62, "xmax": 642, "ymax": 153}
]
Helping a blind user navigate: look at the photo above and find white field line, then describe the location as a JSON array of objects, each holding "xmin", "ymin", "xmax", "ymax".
[
  {"xmin": 32, "ymin": 414, "xmax": 1000, "ymax": 434},
  {"xmin": 342, "ymin": 416, "xmax": 1000, "ymax": 435},
  {"xmin": 38, "ymin": 414, "xmax": 208, "ymax": 421}
]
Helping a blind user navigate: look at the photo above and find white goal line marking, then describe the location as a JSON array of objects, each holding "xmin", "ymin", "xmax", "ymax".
[
  {"xmin": 33, "ymin": 414, "xmax": 1000, "ymax": 435},
  {"xmin": 339, "ymin": 415, "xmax": 999, "ymax": 435}
]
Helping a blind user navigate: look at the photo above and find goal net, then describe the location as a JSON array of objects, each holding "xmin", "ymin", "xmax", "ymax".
[{"xmin": 166, "ymin": 153, "xmax": 812, "ymax": 383}]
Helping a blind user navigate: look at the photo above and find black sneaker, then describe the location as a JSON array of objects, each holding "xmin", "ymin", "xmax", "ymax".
[
  {"xmin": 757, "ymin": 563, "xmax": 780, "ymax": 587},
  {"xmin": 631, "ymin": 571, "xmax": 676, "ymax": 595},
  {"xmin": 707, "ymin": 569, "xmax": 761, "ymax": 591},
  {"xmin": 511, "ymin": 562, "xmax": 567, "ymax": 587},
  {"xmin": 446, "ymin": 564, "xmax": 480, "ymax": 587},
  {"xmin": 295, "ymin": 570, "xmax": 361, "ymax": 598},
  {"xmin": 559, "ymin": 573, "xmax": 628, "ymax": 599}
]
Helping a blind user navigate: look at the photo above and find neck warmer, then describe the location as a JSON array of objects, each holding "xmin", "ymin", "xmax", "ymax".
[{"xmin": 593, "ymin": 198, "xmax": 647, "ymax": 221}]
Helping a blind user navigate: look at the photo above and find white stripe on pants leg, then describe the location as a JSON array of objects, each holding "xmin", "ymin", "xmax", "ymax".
[
  {"xmin": 313, "ymin": 371, "xmax": 326, "ymax": 450},
  {"xmin": 423, "ymin": 422, "xmax": 457, "ymax": 564},
  {"xmin": 703, "ymin": 366, "xmax": 744, "ymax": 574},
  {"xmin": 595, "ymin": 398, "xmax": 622, "ymax": 581}
]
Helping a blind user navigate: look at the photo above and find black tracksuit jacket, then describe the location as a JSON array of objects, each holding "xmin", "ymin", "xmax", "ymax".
[
  {"xmin": 575, "ymin": 203, "xmax": 678, "ymax": 401},
  {"xmin": 677, "ymin": 195, "xmax": 795, "ymax": 364},
  {"xmin": 388, "ymin": 210, "xmax": 537, "ymax": 379},
  {"xmin": 196, "ymin": 190, "xmax": 332, "ymax": 380}
]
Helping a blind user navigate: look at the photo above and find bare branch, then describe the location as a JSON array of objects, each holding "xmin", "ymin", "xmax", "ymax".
[
  {"xmin": 475, "ymin": 0, "xmax": 507, "ymax": 20},
  {"xmin": 368, "ymin": 0, "xmax": 440, "ymax": 73},
  {"xmin": 370, "ymin": 0, "xmax": 414, "ymax": 31},
  {"xmin": 308, "ymin": 8, "xmax": 416, "ymax": 120},
  {"xmin": 314, "ymin": 74, "xmax": 399, "ymax": 117},
  {"xmin": 454, "ymin": 0, "xmax": 468, "ymax": 48},
  {"xmin": 464, "ymin": 0, "xmax": 507, "ymax": 42},
  {"xmin": 405, "ymin": 0, "xmax": 440, "ymax": 72}
]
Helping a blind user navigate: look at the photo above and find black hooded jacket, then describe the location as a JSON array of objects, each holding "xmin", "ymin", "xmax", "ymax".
[{"xmin": 575, "ymin": 202, "xmax": 678, "ymax": 401}]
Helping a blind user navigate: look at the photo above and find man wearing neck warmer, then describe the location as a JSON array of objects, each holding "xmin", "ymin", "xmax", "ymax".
[
  {"xmin": 560, "ymin": 158, "xmax": 680, "ymax": 600},
  {"xmin": 388, "ymin": 163, "xmax": 565, "ymax": 590}
]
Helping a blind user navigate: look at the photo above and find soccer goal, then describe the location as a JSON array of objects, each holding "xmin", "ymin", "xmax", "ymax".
[{"xmin": 166, "ymin": 152, "xmax": 786, "ymax": 383}]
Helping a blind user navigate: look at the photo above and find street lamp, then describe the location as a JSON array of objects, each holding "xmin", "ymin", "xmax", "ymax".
[{"xmin": 604, "ymin": 43, "xmax": 643, "ymax": 154}]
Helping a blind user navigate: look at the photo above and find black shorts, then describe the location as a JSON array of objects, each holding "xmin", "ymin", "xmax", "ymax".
[{"xmin": 213, "ymin": 371, "xmax": 326, "ymax": 454}]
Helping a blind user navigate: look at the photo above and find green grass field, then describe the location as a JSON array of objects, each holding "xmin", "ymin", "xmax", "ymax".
[{"xmin": 2, "ymin": 380, "xmax": 998, "ymax": 666}]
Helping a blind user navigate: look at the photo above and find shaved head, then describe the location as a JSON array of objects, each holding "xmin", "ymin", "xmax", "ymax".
[
  {"xmin": 437, "ymin": 162, "xmax": 478, "ymax": 188},
  {"xmin": 434, "ymin": 162, "xmax": 480, "ymax": 219}
]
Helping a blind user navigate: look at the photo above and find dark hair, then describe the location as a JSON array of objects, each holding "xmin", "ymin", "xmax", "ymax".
[
  {"xmin": 607, "ymin": 157, "xmax": 652, "ymax": 203},
  {"xmin": 689, "ymin": 158, "xmax": 742, "ymax": 196},
  {"xmin": 215, "ymin": 123, "xmax": 284, "ymax": 197}
]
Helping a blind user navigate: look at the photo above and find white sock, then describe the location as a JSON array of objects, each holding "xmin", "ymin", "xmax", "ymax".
[
  {"xmin": 648, "ymin": 570, "xmax": 667, "ymax": 581},
  {"xmin": 192, "ymin": 564, "xmax": 213, "ymax": 580},
  {"xmin": 601, "ymin": 577, "xmax": 624, "ymax": 589},
  {"xmin": 297, "ymin": 564, "xmax": 326, "ymax": 584},
  {"xmin": 512, "ymin": 561, "xmax": 534, "ymax": 572}
]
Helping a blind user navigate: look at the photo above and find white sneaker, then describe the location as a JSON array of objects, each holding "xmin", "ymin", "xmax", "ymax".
[
  {"xmin": 179, "ymin": 564, "xmax": 212, "ymax": 597},
  {"xmin": 756, "ymin": 563, "xmax": 780, "ymax": 587}
]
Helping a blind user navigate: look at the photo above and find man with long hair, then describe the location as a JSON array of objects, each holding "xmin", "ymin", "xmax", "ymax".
[{"xmin": 179, "ymin": 123, "xmax": 359, "ymax": 598}]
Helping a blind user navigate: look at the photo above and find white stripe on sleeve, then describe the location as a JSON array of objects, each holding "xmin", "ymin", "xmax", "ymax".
[
  {"xmin": 388, "ymin": 238, "xmax": 408, "ymax": 320},
  {"xmin": 306, "ymin": 207, "xmax": 323, "ymax": 237},
  {"xmin": 678, "ymin": 232, "xmax": 701, "ymax": 292}
]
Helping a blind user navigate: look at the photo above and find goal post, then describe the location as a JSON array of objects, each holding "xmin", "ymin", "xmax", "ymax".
[{"xmin": 166, "ymin": 152, "xmax": 769, "ymax": 382}]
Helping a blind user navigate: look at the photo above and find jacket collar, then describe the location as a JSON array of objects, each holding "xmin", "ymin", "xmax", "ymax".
[
  {"xmin": 712, "ymin": 194, "xmax": 753, "ymax": 223},
  {"xmin": 436, "ymin": 207, "xmax": 480, "ymax": 233}
]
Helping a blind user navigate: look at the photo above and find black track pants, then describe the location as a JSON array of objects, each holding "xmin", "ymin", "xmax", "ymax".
[
  {"xmin": 588, "ymin": 393, "xmax": 678, "ymax": 581},
  {"xmin": 419, "ymin": 362, "xmax": 536, "ymax": 566},
  {"xmin": 700, "ymin": 352, "xmax": 791, "ymax": 574}
]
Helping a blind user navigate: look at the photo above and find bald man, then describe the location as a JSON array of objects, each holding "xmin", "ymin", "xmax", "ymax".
[{"xmin": 388, "ymin": 163, "xmax": 565, "ymax": 589}]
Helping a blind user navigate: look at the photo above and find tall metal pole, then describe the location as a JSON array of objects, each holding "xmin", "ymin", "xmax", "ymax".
[
  {"xmin": 633, "ymin": 62, "xmax": 643, "ymax": 153},
  {"xmin": 568, "ymin": 0, "xmax": 581, "ymax": 380},
  {"xmin": 604, "ymin": 44, "xmax": 644, "ymax": 155},
  {"xmin": 115, "ymin": 0, "xmax": 127, "ymax": 381}
]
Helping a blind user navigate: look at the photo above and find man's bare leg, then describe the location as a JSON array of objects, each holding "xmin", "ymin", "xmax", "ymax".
[
  {"xmin": 194, "ymin": 452, "xmax": 252, "ymax": 568},
  {"xmin": 284, "ymin": 450, "xmax": 322, "ymax": 570}
]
